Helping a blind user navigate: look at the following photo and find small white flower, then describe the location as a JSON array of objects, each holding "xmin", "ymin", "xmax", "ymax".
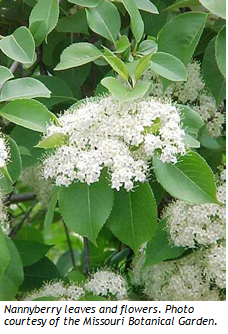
[
  {"xmin": 85, "ymin": 270, "xmax": 128, "ymax": 300},
  {"xmin": 43, "ymin": 96, "xmax": 186, "ymax": 191}
]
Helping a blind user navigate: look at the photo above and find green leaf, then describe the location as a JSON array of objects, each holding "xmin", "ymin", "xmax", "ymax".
[
  {"xmin": 0, "ymin": 238, "xmax": 24, "ymax": 301},
  {"xmin": 86, "ymin": 0, "xmax": 121, "ymax": 43},
  {"xmin": 0, "ymin": 227, "xmax": 10, "ymax": 279},
  {"xmin": 178, "ymin": 105, "xmax": 204, "ymax": 138},
  {"xmin": 150, "ymin": 52, "xmax": 187, "ymax": 81},
  {"xmin": 29, "ymin": 0, "xmax": 59, "ymax": 38},
  {"xmin": 122, "ymin": 0, "xmax": 144, "ymax": 43},
  {"xmin": 56, "ymin": 9, "xmax": 88, "ymax": 34},
  {"xmin": 68, "ymin": 0, "xmax": 102, "ymax": 7},
  {"xmin": 153, "ymin": 151, "xmax": 218, "ymax": 204},
  {"xmin": 198, "ymin": 125, "xmax": 226, "ymax": 150},
  {"xmin": 135, "ymin": 53, "xmax": 152, "ymax": 82},
  {"xmin": 203, "ymin": 38, "xmax": 226, "ymax": 105},
  {"xmin": 13, "ymin": 240, "xmax": 53, "ymax": 267},
  {"xmin": 29, "ymin": 20, "xmax": 48, "ymax": 47},
  {"xmin": 115, "ymin": 35, "xmax": 131, "ymax": 54},
  {"xmin": 59, "ymin": 172, "xmax": 114, "ymax": 244},
  {"xmin": 44, "ymin": 187, "xmax": 59, "ymax": 235},
  {"xmin": 68, "ymin": 270, "xmax": 87, "ymax": 284},
  {"xmin": 55, "ymin": 43, "xmax": 102, "ymax": 70},
  {"xmin": 36, "ymin": 133, "xmax": 67, "ymax": 149},
  {"xmin": 5, "ymin": 137, "xmax": 22, "ymax": 183},
  {"xmin": 101, "ymin": 77, "xmax": 151, "ymax": 102},
  {"xmin": 18, "ymin": 146, "xmax": 31, "ymax": 157},
  {"xmin": 183, "ymin": 133, "xmax": 200, "ymax": 148},
  {"xmin": 215, "ymin": 27, "xmax": 226, "ymax": 77},
  {"xmin": 0, "ymin": 66, "xmax": 14, "ymax": 85},
  {"xmin": 199, "ymin": 0, "xmax": 226, "ymax": 19},
  {"xmin": 135, "ymin": 0, "xmax": 159, "ymax": 14},
  {"xmin": 165, "ymin": 0, "xmax": 200, "ymax": 11},
  {"xmin": 145, "ymin": 219, "xmax": 186, "ymax": 267},
  {"xmin": 103, "ymin": 47, "xmax": 128, "ymax": 82},
  {"xmin": 158, "ymin": 12, "xmax": 207, "ymax": 65},
  {"xmin": 20, "ymin": 257, "xmax": 61, "ymax": 292},
  {"xmin": 0, "ymin": 99, "xmax": 56, "ymax": 133},
  {"xmin": 107, "ymin": 183, "xmax": 157, "ymax": 253},
  {"xmin": 0, "ymin": 27, "xmax": 35, "ymax": 65},
  {"xmin": 0, "ymin": 78, "xmax": 51, "ymax": 102},
  {"xmin": 36, "ymin": 75, "xmax": 76, "ymax": 107},
  {"xmin": 137, "ymin": 40, "xmax": 158, "ymax": 55}
]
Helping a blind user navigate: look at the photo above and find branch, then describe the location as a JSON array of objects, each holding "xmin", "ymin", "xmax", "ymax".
[
  {"xmin": 9, "ymin": 193, "xmax": 36, "ymax": 204},
  {"xmin": 63, "ymin": 222, "xmax": 76, "ymax": 269},
  {"xmin": 9, "ymin": 199, "xmax": 38, "ymax": 238},
  {"xmin": 83, "ymin": 237, "xmax": 90, "ymax": 277}
]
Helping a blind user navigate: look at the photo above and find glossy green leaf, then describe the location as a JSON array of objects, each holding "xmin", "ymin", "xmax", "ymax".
[
  {"xmin": 56, "ymin": 9, "xmax": 88, "ymax": 34},
  {"xmin": 68, "ymin": 0, "xmax": 102, "ymax": 7},
  {"xmin": 183, "ymin": 133, "xmax": 200, "ymax": 148},
  {"xmin": 0, "ymin": 66, "xmax": 14, "ymax": 85},
  {"xmin": 115, "ymin": 35, "xmax": 131, "ymax": 54},
  {"xmin": 216, "ymin": 27, "xmax": 226, "ymax": 77},
  {"xmin": 5, "ymin": 137, "xmax": 22, "ymax": 183},
  {"xmin": 135, "ymin": 0, "xmax": 159, "ymax": 13},
  {"xmin": 0, "ymin": 78, "xmax": 51, "ymax": 102},
  {"xmin": 145, "ymin": 219, "xmax": 186, "ymax": 267},
  {"xmin": 36, "ymin": 133, "xmax": 67, "ymax": 149},
  {"xmin": 68, "ymin": 270, "xmax": 87, "ymax": 284},
  {"xmin": 21, "ymin": 257, "xmax": 61, "ymax": 292},
  {"xmin": 153, "ymin": 151, "xmax": 218, "ymax": 204},
  {"xmin": 122, "ymin": 0, "xmax": 144, "ymax": 43},
  {"xmin": 13, "ymin": 240, "xmax": 53, "ymax": 267},
  {"xmin": 0, "ymin": 227, "xmax": 10, "ymax": 279},
  {"xmin": 59, "ymin": 173, "xmax": 114, "ymax": 244},
  {"xmin": 29, "ymin": 20, "xmax": 48, "ymax": 47},
  {"xmin": 86, "ymin": 0, "xmax": 121, "ymax": 43},
  {"xmin": 44, "ymin": 187, "xmax": 59, "ymax": 235},
  {"xmin": 137, "ymin": 40, "xmax": 158, "ymax": 55},
  {"xmin": 55, "ymin": 43, "xmax": 102, "ymax": 70},
  {"xmin": 0, "ymin": 99, "xmax": 56, "ymax": 132},
  {"xmin": 0, "ymin": 238, "xmax": 24, "ymax": 301},
  {"xmin": 178, "ymin": 105, "xmax": 204, "ymax": 138},
  {"xmin": 199, "ymin": 0, "xmax": 226, "ymax": 19},
  {"xmin": 158, "ymin": 12, "xmax": 207, "ymax": 65},
  {"xmin": 36, "ymin": 75, "xmax": 76, "ymax": 107},
  {"xmin": 107, "ymin": 183, "xmax": 157, "ymax": 253},
  {"xmin": 103, "ymin": 47, "xmax": 128, "ymax": 82},
  {"xmin": 0, "ymin": 27, "xmax": 35, "ymax": 65},
  {"xmin": 203, "ymin": 38, "xmax": 226, "ymax": 105},
  {"xmin": 29, "ymin": 0, "xmax": 59, "ymax": 38},
  {"xmin": 135, "ymin": 53, "xmax": 152, "ymax": 82},
  {"xmin": 198, "ymin": 125, "xmax": 226, "ymax": 150},
  {"xmin": 101, "ymin": 77, "xmax": 151, "ymax": 102},
  {"xmin": 150, "ymin": 52, "xmax": 187, "ymax": 81}
]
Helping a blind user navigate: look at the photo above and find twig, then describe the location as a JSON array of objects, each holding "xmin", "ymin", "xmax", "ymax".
[
  {"xmin": 63, "ymin": 222, "xmax": 76, "ymax": 269},
  {"xmin": 9, "ymin": 199, "xmax": 37, "ymax": 238},
  {"xmin": 9, "ymin": 193, "xmax": 36, "ymax": 204},
  {"xmin": 83, "ymin": 237, "xmax": 90, "ymax": 277}
]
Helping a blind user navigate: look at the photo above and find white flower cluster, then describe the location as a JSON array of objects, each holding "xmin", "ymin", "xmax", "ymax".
[
  {"xmin": 21, "ymin": 164, "xmax": 52, "ymax": 207},
  {"xmin": 141, "ymin": 62, "xmax": 225, "ymax": 138},
  {"xmin": 85, "ymin": 270, "xmax": 128, "ymax": 300},
  {"xmin": 42, "ymin": 96, "xmax": 186, "ymax": 191},
  {"xmin": 131, "ymin": 246, "xmax": 224, "ymax": 301},
  {"xmin": 163, "ymin": 169, "xmax": 226, "ymax": 248},
  {"xmin": 0, "ymin": 188, "xmax": 9, "ymax": 235},
  {"xmin": 25, "ymin": 281, "xmax": 85, "ymax": 301},
  {"xmin": 0, "ymin": 134, "xmax": 9, "ymax": 169}
]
